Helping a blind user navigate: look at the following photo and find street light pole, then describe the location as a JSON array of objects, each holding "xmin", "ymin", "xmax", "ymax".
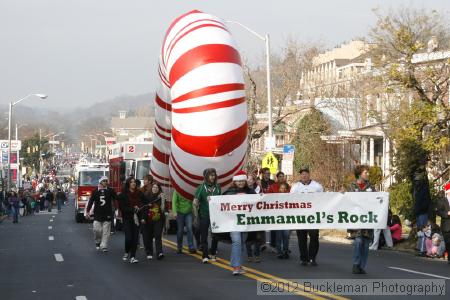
[{"xmin": 225, "ymin": 20, "xmax": 273, "ymax": 146}]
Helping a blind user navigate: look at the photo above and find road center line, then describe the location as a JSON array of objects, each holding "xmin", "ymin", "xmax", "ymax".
[
  {"xmin": 48, "ymin": 236, "xmax": 54, "ymax": 241},
  {"xmin": 75, "ymin": 296, "xmax": 87, "ymax": 300},
  {"xmin": 54, "ymin": 253, "xmax": 64, "ymax": 262},
  {"xmin": 48, "ymin": 226, "xmax": 52, "ymax": 230},
  {"xmin": 388, "ymin": 267, "xmax": 450, "ymax": 280},
  {"xmin": 50, "ymin": 219, "xmax": 53, "ymax": 222}
]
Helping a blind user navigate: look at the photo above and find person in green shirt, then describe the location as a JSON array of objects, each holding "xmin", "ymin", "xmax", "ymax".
[
  {"xmin": 194, "ymin": 168, "xmax": 221, "ymax": 263},
  {"xmin": 172, "ymin": 190, "xmax": 195, "ymax": 253}
]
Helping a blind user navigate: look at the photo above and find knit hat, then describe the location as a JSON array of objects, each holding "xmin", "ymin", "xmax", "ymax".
[
  {"xmin": 99, "ymin": 176, "xmax": 109, "ymax": 183},
  {"xmin": 233, "ymin": 170, "xmax": 247, "ymax": 181},
  {"xmin": 444, "ymin": 182, "xmax": 450, "ymax": 194}
]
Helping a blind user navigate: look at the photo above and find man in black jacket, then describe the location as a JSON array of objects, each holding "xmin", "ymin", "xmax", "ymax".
[
  {"xmin": 85, "ymin": 176, "xmax": 117, "ymax": 252},
  {"xmin": 438, "ymin": 183, "xmax": 450, "ymax": 264}
]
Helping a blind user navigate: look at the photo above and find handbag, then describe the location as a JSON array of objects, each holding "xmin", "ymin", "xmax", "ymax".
[{"xmin": 147, "ymin": 204, "xmax": 161, "ymax": 222}]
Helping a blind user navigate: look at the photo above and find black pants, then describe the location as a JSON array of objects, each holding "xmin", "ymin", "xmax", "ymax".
[
  {"xmin": 142, "ymin": 220, "xmax": 163, "ymax": 255},
  {"xmin": 123, "ymin": 218, "xmax": 139, "ymax": 258},
  {"xmin": 443, "ymin": 231, "xmax": 450, "ymax": 262},
  {"xmin": 210, "ymin": 233, "xmax": 220, "ymax": 255},
  {"xmin": 199, "ymin": 217, "xmax": 210, "ymax": 258},
  {"xmin": 270, "ymin": 231, "xmax": 277, "ymax": 248},
  {"xmin": 296, "ymin": 230, "xmax": 319, "ymax": 262}
]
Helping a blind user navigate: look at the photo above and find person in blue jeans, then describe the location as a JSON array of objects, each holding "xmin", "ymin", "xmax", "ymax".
[
  {"xmin": 172, "ymin": 191, "xmax": 196, "ymax": 254},
  {"xmin": 8, "ymin": 192, "xmax": 20, "ymax": 224},
  {"xmin": 347, "ymin": 165, "xmax": 375, "ymax": 274},
  {"xmin": 223, "ymin": 170, "xmax": 256, "ymax": 275}
]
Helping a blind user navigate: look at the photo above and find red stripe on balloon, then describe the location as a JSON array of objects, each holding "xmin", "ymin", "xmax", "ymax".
[
  {"xmin": 170, "ymin": 175, "xmax": 194, "ymax": 200},
  {"xmin": 155, "ymin": 127, "xmax": 171, "ymax": 141},
  {"xmin": 169, "ymin": 44, "xmax": 242, "ymax": 87},
  {"xmin": 171, "ymin": 152, "xmax": 245, "ymax": 181},
  {"xmin": 151, "ymin": 169, "xmax": 170, "ymax": 182},
  {"xmin": 172, "ymin": 83, "xmax": 245, "ymax": 104},
  {"xmin": 155, "ymin": 121, "xmax": 171, "ymax": 133},
  {"xmin": 170, "ymin": 158, "xmax": 201, "ymax": 188},
  {"xmin": 172, "ymin": 122, "xmax": 247, "ymax": 157},
  {"xmin": 162, "ymin": 10, "xmax": 202, "ymax": 68},
  {"xmin": 153, "ymin": 146, "xmax": 170, "ymax": 164},
  {"xmin": 155, "ymin": 94, "xmax": 172, "ymax": 111},
  {"xmin": 158, "ymin": 67, "xmax": 170, "ymax": 88},
  {"xmin": 172, "ymin": 97, "xmax": 245, "ymax": 114},
  {"xmin": 166, "ymin": 23, "xmax": 228, "ymax": 65},
  {"xmin": 170, "ymin": 154, "xmax": 203, "ymax": 180}
]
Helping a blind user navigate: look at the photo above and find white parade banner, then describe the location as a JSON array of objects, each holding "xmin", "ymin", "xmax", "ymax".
[{"xmin": 209, "ymin": 192, "xmax": 389, "ymax": 233}]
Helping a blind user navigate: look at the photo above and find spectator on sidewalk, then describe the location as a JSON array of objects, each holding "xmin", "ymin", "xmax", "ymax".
[
  {"xmin": 437, "ymin": 182, "xmax": 450, "ymax": 264},
  {"xmin": 390, "ymin": 215, "xmax": 403, "ymax": 244},
  {"xmin": 370, "ymin": 209, "xmax": 394, "ymax": 250}
]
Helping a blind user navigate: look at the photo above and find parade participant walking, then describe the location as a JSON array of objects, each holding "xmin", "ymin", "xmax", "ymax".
[
  {"xmin": 194, "ymin": 168, "xmax": 222, "ymax": 263},
  {"xmin": 55, "ymin": 188, "xmax": 67, "ymax": 213},
  {"xmin": 8, "ymin": 192, "xmax": 20, "ymax": 223},
  {"xmin": 140, "ymin": 183, "xmax": 165, "ymax": 260},
  {"xmin": 347, "ymin": 165, "xmax": 375, "ymax": 274},
  {"xmin": 173, "ymin": 190, "xmax": 196, "ymax": 254},
  {"xmin": 437, "ymin": 182, "xmax": 450, "ymax": 264},
  {"xmin": 267, "ymin": 171, "xmax": 290, "ymax": 193},
  {"xmin": 119, "ymin": 177, "xmax": 145, "ymax": 263},
  {"xmin": 223, "ymin": 170, "xmax": 256, "ymax": 275},
  {"xmin": 290, "ymin": 167, "xmax": 323, "ymax": 266},
  {"xmin": 85, "ymin": 176, "xmax": 117, "ymax": 252}
]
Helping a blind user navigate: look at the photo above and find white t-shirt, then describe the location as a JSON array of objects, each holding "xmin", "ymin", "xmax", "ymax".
[{"xmin": 290, "ymin": 180, "xmax": 323, "ymax": 194}]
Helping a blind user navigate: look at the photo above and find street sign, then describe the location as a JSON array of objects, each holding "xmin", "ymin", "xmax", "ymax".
[
  {"xmin": 264, "ymin": 136, "xmax": 276, "ymax": 151},
  {"xmin": 281, "ymin": 160, "xmax": 294, "ymax": 176},
  {"xmin": 262, "ymin": 152, "xmax": 278, "ymax": 175},
  {"xmin": 283, "ymin": 144, "xmax": 295, "ymax": 154},
  {"xmin": 0, "ymin": 140, "xmax": 21, "ymax": 151}
]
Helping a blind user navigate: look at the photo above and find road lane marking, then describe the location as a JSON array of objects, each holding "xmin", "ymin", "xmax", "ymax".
[
  {"xmin": 48, "ymin": 236, "xmax": 54, "ymax": 241},
  {"xmin": 388, "ymin": 267, "xmax": 450, "ymax": 280},
  {"xmin": 48, "ymin": 226, "xmax": 52, "ymax": 230},
  {"xmin": 50, "ymin": 219, "xmax": 53, "ymax": 222},
  {"xmin": 54, "ymin": 253, "xmax": 64, "ymax": 262},
  {"xmin": 75, "ymin": 296, "xmax": 87, "ymax": 300},
  {"xmin": 162, "ymin": 239, "xmax": 344, "ymax": 300}
]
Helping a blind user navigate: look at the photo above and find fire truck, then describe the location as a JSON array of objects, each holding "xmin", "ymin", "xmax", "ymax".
[
  {"xmin": 74, "ymin": 162, "xmax": 109, "ymax": 223},
  {"xmin": 108, "ymin": 141, "xmax": 153, "ymax": 193}
]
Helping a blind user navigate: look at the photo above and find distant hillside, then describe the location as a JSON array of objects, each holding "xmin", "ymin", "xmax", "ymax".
[{"xmin": 0, "ymin": 92, "xmax": 156, "ymax": 141}]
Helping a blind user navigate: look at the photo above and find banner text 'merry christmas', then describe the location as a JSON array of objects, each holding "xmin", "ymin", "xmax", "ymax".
[{"xmin": 220, "ymin": 201, "xmax": 312, "ymax": 213}]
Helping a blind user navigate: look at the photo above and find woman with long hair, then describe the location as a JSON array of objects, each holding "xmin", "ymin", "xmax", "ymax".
[
  {"xmin": 140, "ymin": 182, "xmax": 166, "ymax": 260},
  {"xmin": 118, "ymin": 177, "xmax": 145, "ymax": 263},
  {"xmin": 223, "ymin": 170, "xmax": 256, "ymax": 275}
]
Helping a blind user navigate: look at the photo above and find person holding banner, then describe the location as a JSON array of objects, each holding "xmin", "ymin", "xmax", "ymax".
[
  {"xmin": 347, "ymin": 165, "xmax": 375, "ymax": 274},
  {"xmin": 224, "ymin": 170, "xmax": 256, "ymax": 275},
  {"xmin": 194, "ymin": 168, "xmax": 222, "ymax": 263},
  {"xmin": 290, "ymin": 167, "xmax": 323, "ymax": 266}
]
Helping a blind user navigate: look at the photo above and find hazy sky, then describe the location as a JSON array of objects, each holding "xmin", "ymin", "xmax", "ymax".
[{"xmin": 1, "ymin": 0, "xmax": 448, "ymax": 110}]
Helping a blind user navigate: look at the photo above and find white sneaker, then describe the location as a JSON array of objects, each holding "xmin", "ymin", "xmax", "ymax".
[
  {"xmin": 147, "ymin": 255, "xmax": 153, "ymax": 260},
  {"xmin": 122, "ymin": 253, "xmax": 129, "ymax": 261},
  {"xmin": 202, "ymin": 257, "xmax": 209, "ymax": 264},
  {"xmin": 102, "ymin": 248, "xmax": 108, "ymax": 252},
  {"xmin": 130, "ymin": 257, "xmax": 139, "ymax": 264}
]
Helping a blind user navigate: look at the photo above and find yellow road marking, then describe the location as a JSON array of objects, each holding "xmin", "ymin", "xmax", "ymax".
[{"xmin": 162, "ymin": 238, "xmax": 347, "ymax": 299}]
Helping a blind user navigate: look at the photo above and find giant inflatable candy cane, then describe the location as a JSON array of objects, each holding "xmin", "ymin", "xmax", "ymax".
[{"xmin": 150, "ymin": 10, "xmax": 247, "ymax": 200}]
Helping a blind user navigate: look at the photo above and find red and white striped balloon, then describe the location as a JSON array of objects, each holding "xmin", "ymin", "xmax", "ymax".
[{"xmin": 151, "ymin": 10, "xmax": 247, "ymax": 200}]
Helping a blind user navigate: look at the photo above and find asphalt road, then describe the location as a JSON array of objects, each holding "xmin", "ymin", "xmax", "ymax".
[{"xmin": 1, "ymin": 196, "xmax": 449, "ymax": 300}]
